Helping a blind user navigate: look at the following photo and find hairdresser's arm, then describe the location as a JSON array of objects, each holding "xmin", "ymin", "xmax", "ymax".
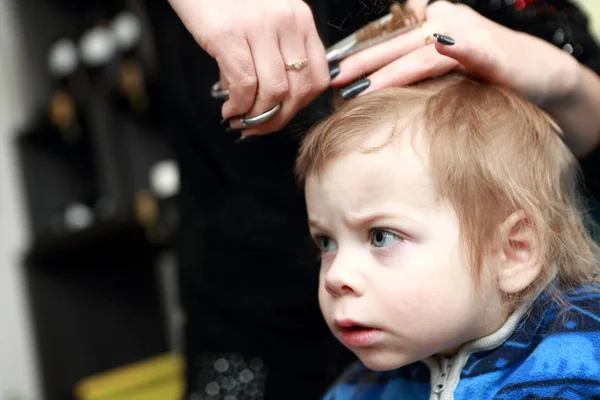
[
  {"xmin": 331, "ymin": 1, "xmax": 600, "ymax": 158},
  {"xmin": 432, "ymin": 27, "xmax": 600, "ymax": 158},
  {"xmin": 545, "ymin": 65, "xmax": 600, "ymax": 158},
  {"xmin": 167, "ymin": 0, "xmax": 329, "ymax": 137}
]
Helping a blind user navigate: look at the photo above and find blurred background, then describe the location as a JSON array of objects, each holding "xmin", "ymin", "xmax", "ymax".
[
  {"xmin": 1, "ymin": 1, "xmax": 183, "ymax": 399},
  {"xmin": 0, "ymin": 1, "xmax": 599, "ymax": 400}
]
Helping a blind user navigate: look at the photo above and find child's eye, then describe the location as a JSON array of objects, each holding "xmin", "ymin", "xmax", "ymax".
[
  {"xmin": 316, "ymin": 235, "xmax": 337, "ymax": 252},
  {"xmin": 370, "ymin": 229, "xmax": 403, "ymax": 248}
]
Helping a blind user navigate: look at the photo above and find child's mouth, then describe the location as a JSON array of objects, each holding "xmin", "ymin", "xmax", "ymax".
[
  {"xmin": 345, "ymin": 325, "xmax": 371, "ymax": 331},
  {"xmin": 334, "ymin": 319, "xmax": 383, "ymax": 347}
]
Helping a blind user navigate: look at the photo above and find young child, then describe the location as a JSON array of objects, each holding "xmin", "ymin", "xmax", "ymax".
[{"xmin": 295, "ymin": 74, "xmax": 600, "ymax": 399}]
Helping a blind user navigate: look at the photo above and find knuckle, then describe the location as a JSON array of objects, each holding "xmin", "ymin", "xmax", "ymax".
[
  {"xmin": 228, "ymin": 97, "xmax": 250, "ymax": 114},
  {"xmin": 314, "ymin": 71, "xmax": 330, "ymax": 92},
  {"xmin": 266, "ymin": 79, "xmax": 289, "ymax": 99},
  {"xmin": 429, "ymin": 1, "xmax": 462, "ymax": 20},
  {"xmin": 204, "ymin": 25, "xmax": 239, "ymax": 56},
  {"xmin": 455, "ymin": 3, "xmax": 472, "ymax": 13},
  {"xmin": 433, "ymin": 0, "xmax": 455, "ymax": 13},
  {"xmin": 421, "ymin": 54, "xmax": 438, "ymax": 74},
  {"xmin": 295, "ymin": 1, "xmax": 314, "ymax": 22},
  {"xmin": 268, "ymin": 4, "xmax": 295, "ymax": 26},
  {"xmin": 297, "ymin": 81, "xmax": 314, "ymax": 98},
  {"xmin": 389, "ymin": 68, "xmax": 404, "ymax": 84},
  {"xmin": 203, "ymin": 22, "xmax": 231, "ymax": 43},
  {"xmin": 469, "ymin": 28, "xmax": 494, "ymax": 49},
  {"xmin": 350, "ymin": 56, "xmax": 372, "ymax": 76},
  {"xmin": 237, "ymin": 74, "xmax": 258, "ymax": 89},
  {"xmin": 201, "ymin": 32, "xmax": 221, "ymax": 55},
  {"xmin": 456, "ymin": 3, "xmax": 479, "ymax": 22}
]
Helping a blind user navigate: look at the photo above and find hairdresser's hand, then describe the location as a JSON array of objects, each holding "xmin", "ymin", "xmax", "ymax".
[
  {"xmin": 331, "ymin": 0, "xmax": 580, "ymax": 108},
  {"xmin": 168, "ymin": 0, "xmax": 330, "ymax": 137}
]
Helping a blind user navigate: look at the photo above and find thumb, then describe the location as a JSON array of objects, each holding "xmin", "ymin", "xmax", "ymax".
[{"xmin": 432, "ymin": 28, "xmax": 503, "ymax": 83}]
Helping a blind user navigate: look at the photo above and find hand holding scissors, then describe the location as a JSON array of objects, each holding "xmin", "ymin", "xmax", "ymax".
[
  {"xmin": 210, "ymin": 2, "xmax": 425, "ymax": 138},
  {"xmin": 168, "ymin": 0, "xmax": 330, "ymax": 138}
]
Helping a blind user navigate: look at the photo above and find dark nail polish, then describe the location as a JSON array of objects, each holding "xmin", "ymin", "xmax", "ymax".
[
  {"xmin": 329, "ymin": 63, "xmax": 341, "ymax": 80},
  {"xmin": 235, "ymin": 134, "xmax": 260, "ymax": 144},
  {"xmin": 433, "ymin": 33, "xmax": 455, "ymax": 46},
  {"xmin": 340, "ymin": 79, "xmax": 371, "ymax": 100},
  {"xmin": 221, "ymin": 117, "xmax": 231, "ymax": 125},
  {"xmin": 225, "ymin": 127, "xmax": 240, "ymax": 134}
]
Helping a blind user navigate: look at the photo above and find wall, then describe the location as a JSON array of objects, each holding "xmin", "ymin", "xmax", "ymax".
[
  {"xmin": 574, "ymin": 0, "xmax": 600, "ymax": 38},
  {"xmin": 0, "ymin": 0, "xmax": 42, "ymax": 398}
]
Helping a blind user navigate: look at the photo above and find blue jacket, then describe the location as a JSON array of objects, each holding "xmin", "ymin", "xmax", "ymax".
[{"xmin": 324, "ymin": 282, "xmax": 600, "ymax": 400}]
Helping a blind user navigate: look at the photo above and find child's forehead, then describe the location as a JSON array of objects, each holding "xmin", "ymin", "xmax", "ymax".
[
  {"xmin": 305, "ymin": 144, "xmax": 447, "ymax": 235},
  {"xmin": 310, "ymin": 130, "xmax": 437, "ymax": 205},
  {"xmin": 358, "ymin": 121, "xmax": 428, "ymax": 161},
  {"xmin": 309, "ymin": 120, "xmax": 429, "ymax": 180}
]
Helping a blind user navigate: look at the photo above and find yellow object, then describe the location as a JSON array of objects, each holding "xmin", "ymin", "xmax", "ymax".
[
  {"xmin": 571, "ymin": 0, "xmax": 600, "ymax": 40},
  {"xmin": 74, "ymin": 353, "xmax": 184, "ymax": 400}
]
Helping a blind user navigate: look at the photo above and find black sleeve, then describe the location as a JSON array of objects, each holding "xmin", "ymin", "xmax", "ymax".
[{"xmin": 465, "ymin": 0, "xmax": 600, "ymax": 73}]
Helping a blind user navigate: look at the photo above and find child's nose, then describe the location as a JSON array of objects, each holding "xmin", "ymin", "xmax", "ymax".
[{"xmin": 323, "ymin": 257, "xmax": 365, "ymax": 298}]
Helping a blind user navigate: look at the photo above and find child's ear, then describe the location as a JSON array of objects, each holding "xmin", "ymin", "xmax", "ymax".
[{"xmin": 496, "ymin": 210, "xmax": 543, "ymax": 294}]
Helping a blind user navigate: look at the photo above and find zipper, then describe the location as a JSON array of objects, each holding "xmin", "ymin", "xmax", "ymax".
[{"xmin": 431, "ymin": 355, "xmax": 451, "ymax": 400}]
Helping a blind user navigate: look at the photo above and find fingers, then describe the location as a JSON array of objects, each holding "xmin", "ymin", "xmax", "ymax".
[
  {"xmin": 331, "ymin": 15, "xmax": 457, "ymax": 88},
  {"xmin": 298, "ymin": 10, "xmax": 330, "ymax": 110},
  {"xmin": 225, "ymin": 30, "xmax": 288, "ymax": 123},
  {"xmin": 424, "ymin": 0, "xmax": 501, "ymax": 80},
  {"xmin": 432, "ymin": 27, "xmax": 505, "ymax": 84},
  {"xmin": 216, "ymin": 35, "xmax": 258, "ymax": 117},
  {"xmin": 404, "ymin": 0, "xmax": 431, "ymax": 12},
  {"xmin": 251, "ymin": 15, "xmax": 307, "ymax": 132},
  {"xmin": 227, "ymin": 21, "xmax": 300, "ymax": 135},
  {"xmin": 359, "ymin": 44, "xmax": 459, "ymax": 96},
  {"xmin": 230, "ymin": 3, "xmax": 328, "ymax": 137},
  {"xmin": 340, "ymin": 2, "xmax": 490, "ymax": 97},
  {"xmin": 331, "ymin": 26, "xmax": 428, "ymax": 87}
]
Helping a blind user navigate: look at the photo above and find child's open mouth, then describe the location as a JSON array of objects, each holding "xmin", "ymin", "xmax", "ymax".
[{"xmin": 334, "ymin": 319, "xmax": 383, "ymax": 347}]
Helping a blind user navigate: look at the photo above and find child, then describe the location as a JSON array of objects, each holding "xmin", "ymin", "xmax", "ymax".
[{"xmin": 295, "ymin": 74, "xmax": 600, "ymax": 399}]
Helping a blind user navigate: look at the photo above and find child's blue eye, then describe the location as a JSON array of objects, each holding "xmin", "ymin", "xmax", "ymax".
[
  {"xmin": 371, "ymin": 229, "xmax": 402, "ymax": 248},
  {"xmin": 317, "ymin": 236, "xmax": 337, "ymax": 252}
]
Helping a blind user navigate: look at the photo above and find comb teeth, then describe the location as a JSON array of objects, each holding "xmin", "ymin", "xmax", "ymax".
[
  {"xmin": 355, "ymin": 2, "xmax": 423, "ymax": 43},
  {"xmin": 390, "ymin": 3, "xmax": 407, "ymax": 28}
]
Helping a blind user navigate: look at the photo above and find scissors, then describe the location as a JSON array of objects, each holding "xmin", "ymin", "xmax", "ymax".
[{"xmin": 210, "ymin": 3, "xmax": 424, "ymax": 127}]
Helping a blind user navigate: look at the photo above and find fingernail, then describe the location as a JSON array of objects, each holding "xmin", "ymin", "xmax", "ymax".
[
  {"xmin": 235, "ymin": 134, "xmax": 259, "ymax": 144},
  {"xmin": 433, "ymin": 33, "xmax": 455, "ymax": 46},
  {"xmin": 340, "ymin": 79, "xmax": 371, "ymax": 100},
  {"xmin": 221, "ymin": 117, "xmax": 231, "ymax": 125},
  {"xmin": 225, "ymin": 127, "xmax": 240, "ymax": 134},
  {"xmin": 329, "ymin": 63, "xmax": 341, "ymax": 80},
  {"xmin": 234, "ymin": 135, "xmax": 246, "ymax": 143}
]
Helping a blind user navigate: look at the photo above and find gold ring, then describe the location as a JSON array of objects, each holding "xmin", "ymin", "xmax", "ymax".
[
  {"xmin": 420, "ymin": 23, "xmax": 433, "ymax": 46},
  {"xmin": 285, "ymin": 58, "xmax": 309, "ymax": 70}
]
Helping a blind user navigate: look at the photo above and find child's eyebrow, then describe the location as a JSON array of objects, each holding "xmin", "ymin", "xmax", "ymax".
[
  {"xmin": 344, "ymin": 210, "xmax": 418, "ymax": 229},
  {"xmin": 308, "ymin": 218, "xmax": 329, "ymax": 232}
]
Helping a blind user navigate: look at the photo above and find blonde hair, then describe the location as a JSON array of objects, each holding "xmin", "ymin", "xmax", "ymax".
[{"xmin": 295, "ymin": 74, "xmax": 599, "ymax": 300}]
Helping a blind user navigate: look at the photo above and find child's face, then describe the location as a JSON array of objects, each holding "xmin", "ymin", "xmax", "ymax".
[{"xmin": 305, "ymin": 130, "xmax": 505, "ymax": 371}]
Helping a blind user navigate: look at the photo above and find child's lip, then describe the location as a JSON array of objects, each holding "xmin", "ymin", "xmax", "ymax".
[
  {"xmin": 334, "ymin": 318, "xmax": 375, "ymax": 330},
  {"xmin": 335, "ymin": 324, "xmax": 384, "ymax": 347}
]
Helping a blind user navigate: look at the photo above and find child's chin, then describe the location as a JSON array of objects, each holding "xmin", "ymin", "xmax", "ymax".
[{"xmin": 356, "ymin": 350, "xmax": 410, "ymax": 372}]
